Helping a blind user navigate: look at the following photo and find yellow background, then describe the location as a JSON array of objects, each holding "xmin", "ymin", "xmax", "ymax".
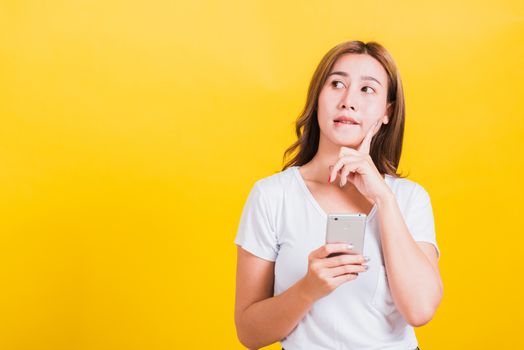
[{"xmin": 1, "ymin": 1, "xmax": 523, "ymax": 349}]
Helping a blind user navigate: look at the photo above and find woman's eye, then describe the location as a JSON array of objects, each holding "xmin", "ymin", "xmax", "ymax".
[
  {"xmin": 362, "ymin": 86, "xmax": 375, "ymax": 94},
  {"xmin": 331, "ymin": 80, "xmax": 344, "ymax": 89}
]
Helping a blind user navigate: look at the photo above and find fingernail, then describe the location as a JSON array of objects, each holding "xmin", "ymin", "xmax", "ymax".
[
  {"xmin": 364, "ymin": 256, "xmax": 370, "ymax": 262},
  {"xmin": 347, "ymin": 243, "xmax": 354, "ymax": 249},
  {"xmin": 364, "ymin": 265, "xmax": 369, "ymax": 270}
]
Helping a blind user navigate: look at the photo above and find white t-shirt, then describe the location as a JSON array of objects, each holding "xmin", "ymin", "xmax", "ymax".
[{"xmin": 234, "ymin": 165, "xmax": 440, "ymax": 350}]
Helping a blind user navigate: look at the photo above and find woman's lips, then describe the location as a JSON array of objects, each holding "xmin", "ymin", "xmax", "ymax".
[{"xmin": 334, "ymin": 120, "xmax": 358, "ymax": 126}]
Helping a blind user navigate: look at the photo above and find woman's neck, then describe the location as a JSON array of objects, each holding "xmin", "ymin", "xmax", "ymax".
[{"xmin": 301, "ymin": 137, "xmax": 355, "ymax": 183}]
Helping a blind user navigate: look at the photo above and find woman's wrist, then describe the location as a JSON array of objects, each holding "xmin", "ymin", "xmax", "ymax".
[
  {"xmin": 374, "ymin": 189, "xmax": 395, "ymax": 209},
  {"xmin": 296, "ymin": 277, "xmax": 320, "ymax": 305}
]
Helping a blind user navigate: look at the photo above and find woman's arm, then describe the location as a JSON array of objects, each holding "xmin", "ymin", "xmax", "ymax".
[
  {"xmin": 375, "ymin": 192, "xmax": 443, "ymax": 327},
  {"xmin": 234, "ymin": 246, "xmax": 314, "ymax": 349},
  {"xmin": 234, "ymin": 242, "xmax": 365, "ymax": 348}
]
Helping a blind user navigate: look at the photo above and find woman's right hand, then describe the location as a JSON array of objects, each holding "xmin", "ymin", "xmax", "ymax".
[{"xmin": 300, "ymin": 243, "xmax": 369, "ymax": 302}]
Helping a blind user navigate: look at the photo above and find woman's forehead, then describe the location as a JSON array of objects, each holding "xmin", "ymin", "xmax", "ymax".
[{"xmin": 330, "ymin": 53, "xmax": 388, "ymax": 85}]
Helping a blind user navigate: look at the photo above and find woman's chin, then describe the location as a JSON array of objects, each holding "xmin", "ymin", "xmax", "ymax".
[
  {"xmin": 339, "ymin": 142, "xmax": 359, "ymax": 148},
  {"xmin": 320, "ymin": 132, "xmax": 362, "ymax": 149},
  {"xmin": 333, "ymin": 137, "xmax": 360, "ymax": 148}
]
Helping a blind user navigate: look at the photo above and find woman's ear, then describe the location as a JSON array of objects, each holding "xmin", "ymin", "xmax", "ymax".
[
  {"xmin": 384, "ymin": 102, "xmax": 393, "ymax": 124},
  {"xmin": 387, "ymin": 102, "xmax": 393, "ymax": 114}
]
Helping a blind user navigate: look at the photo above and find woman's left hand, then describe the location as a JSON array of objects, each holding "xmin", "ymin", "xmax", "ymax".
[{"xmin": 328, "ymin": 120, "xmax": 392, "ymax": 203}]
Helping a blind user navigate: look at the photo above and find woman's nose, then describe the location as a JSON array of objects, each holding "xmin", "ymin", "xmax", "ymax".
[{"xmin": 339, "ymin": 90, "xmax": 358, "ymax": 111}]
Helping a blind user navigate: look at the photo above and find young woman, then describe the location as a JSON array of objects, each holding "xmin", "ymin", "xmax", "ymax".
[{"xmin": 234, "ymin": 40, "xmax": 443, "ymax": 350}]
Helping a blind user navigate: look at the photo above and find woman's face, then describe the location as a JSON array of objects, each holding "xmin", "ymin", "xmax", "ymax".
[{"xmin": 317, "ymin": 53, "xmax": 392, "ymax": 149}]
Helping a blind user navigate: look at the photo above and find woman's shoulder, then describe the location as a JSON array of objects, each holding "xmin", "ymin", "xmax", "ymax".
[
  {"xmin": 386, "ymin": 174, "xmax": 432, "ymax": 203},
  {"xmin": 251, "ymin": 166, "xmax": 296, "ymax": 199}
]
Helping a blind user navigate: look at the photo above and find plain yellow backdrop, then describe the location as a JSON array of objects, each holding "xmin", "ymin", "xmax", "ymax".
[{"xmin": 1, "ymin": 1, "xmax": 523, "ymax": 349}]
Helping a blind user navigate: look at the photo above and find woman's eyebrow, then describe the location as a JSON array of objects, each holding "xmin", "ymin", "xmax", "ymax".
[{"xmin": 327, "ymin": 71, "xmax": 382, "ymax": 86}]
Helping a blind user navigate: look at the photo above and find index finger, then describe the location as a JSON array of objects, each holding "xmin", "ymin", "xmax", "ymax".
[
  {"xmin": 312, "ymin": 243, "xmax": 354, "ymax": 259},
  {"xmin": 357, "ymin": 120, "xmax": 381, "ymax": 155}
]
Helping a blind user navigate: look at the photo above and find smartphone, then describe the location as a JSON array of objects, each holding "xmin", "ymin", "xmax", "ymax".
[{"xmin": 325, "ymin": 213, "xmax": 367, "ymax": 257}]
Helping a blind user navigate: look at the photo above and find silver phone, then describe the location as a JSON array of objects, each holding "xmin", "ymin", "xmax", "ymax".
[{"xmin": 325, "ymin": 213, "xmax": 367, "ymax": 256}]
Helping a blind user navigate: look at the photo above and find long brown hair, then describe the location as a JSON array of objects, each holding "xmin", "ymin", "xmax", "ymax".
[{"xmin": 281, "ymin": 40, "xmax": 408, "ymax": 178}]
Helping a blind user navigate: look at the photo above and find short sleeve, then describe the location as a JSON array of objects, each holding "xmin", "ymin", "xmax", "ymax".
[
  {"xmin": 404, "ymin": 184, "xmax": 440, "ymax": 259},
  {"xmin": 234, "ymin": 182, "xmax": 278, "ymax": 262}
]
